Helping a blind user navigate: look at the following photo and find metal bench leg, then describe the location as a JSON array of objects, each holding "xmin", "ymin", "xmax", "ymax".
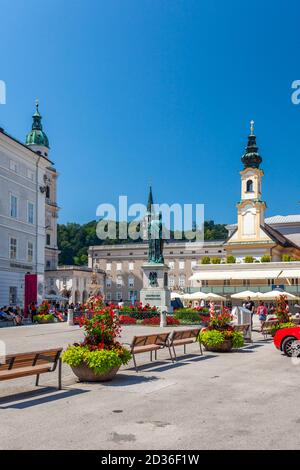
[
  {"xmin": 58, "ymin": 358, "xmax": 62, "ymax": 390},
  {"xmin": 155, "ymin": 349, "xmax": 157, "ymax": 360},
  {"xmin": 132, "ymin": 354, "xmax": 138, "ymax": 373},
  {"xmin": 184, "ymin": 344, "xmax": 186, "ymax": 354},
  {"xmin": 35, "ymin": 374, "xmax": 40, "ymax": 386},
  {"xmin": 168, "ymin": 345, "xmax": 174, "ymax": 362},
  {"xmin": 172, "ymin": 345, "xmax": 177, "ymax": 361}
]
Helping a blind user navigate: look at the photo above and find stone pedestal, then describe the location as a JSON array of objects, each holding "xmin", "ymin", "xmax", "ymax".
[{"xmin": 140, "ymin": 263, "xmax": 171, "ymax": 312}]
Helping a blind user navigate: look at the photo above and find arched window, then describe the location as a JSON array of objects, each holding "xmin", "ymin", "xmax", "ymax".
[{"xmin": 246, "ymin": 180, "xmax": 253, "ymax": 192}]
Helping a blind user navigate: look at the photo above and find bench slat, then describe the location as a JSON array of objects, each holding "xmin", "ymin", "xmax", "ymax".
[{"xmin": 0, "ymin": 365, "xmax": 52, "ymax": 380}]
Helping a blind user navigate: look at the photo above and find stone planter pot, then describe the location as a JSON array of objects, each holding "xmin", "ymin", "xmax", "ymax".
[
  {"xmin": 71, "ymin": 363, "xmax": 120, "ymax": 382},
  {"xmin": 202, "ymin": 339, "xmax": 233, "ymax": 352}
]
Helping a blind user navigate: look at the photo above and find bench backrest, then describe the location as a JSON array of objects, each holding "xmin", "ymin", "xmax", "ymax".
[
  {"xmin": 131, "ymin": 333, "xmax": 170, "ymax": 348},
  {"xmin": 262, "ymin": 320, "xmax": 278, "ymax": 329},
  {"xmin": 0, "ymin": 348, "xmax": 62, "ymax": 371},
  {"xmin": 234, "ymin": 324, "xmax": 250, "ymax": 333},
  {"xmin": 170, "ymin": 328, "xmax": 201, "ymax": 342}
]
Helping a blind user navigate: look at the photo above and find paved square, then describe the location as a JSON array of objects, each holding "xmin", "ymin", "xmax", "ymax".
[{"xmin": 0, "ymin": 323, "xmax": 299, "ymax": 450}]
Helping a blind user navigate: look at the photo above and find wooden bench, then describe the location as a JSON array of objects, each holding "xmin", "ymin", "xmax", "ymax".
[
  {"xmin": 128, "ymin": 333, "xmax": 172, "ymax": 372},
  {"xmin": 0, "ymin": 348, "xmax": 63, "ymax": 389},
  {"xmin": 168, "ymin": 328, "xmax": 202, "ymax": 360},
  {"xmin": 261, "ymin": 320, "xmax": 279, "ymax": 339},
  {"xmin": 234, "ymin": 323, "xmax": 251, "ymax": 338}
]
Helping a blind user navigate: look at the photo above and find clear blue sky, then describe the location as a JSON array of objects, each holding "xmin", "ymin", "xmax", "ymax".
[{"xmin": 1, "ymin": 0, "xmax": 300, "ymax": 225}]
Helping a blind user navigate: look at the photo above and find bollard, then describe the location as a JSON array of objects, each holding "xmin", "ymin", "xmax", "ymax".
[
  {"xmin": 160, "ymin": 310, "xmax": 167, "ymax": 328},
  {"xmin": 67, "ymin": 308, "xmax": 74, "ymax": 326}
]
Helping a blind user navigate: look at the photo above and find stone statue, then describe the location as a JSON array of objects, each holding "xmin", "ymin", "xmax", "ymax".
[{"xmin": 148, "ymin": 211, "xmax": 164, "ymax": 264}]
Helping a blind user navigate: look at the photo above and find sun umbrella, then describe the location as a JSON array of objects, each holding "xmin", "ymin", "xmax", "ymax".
[
  {"xmin": 204, "ymin": 292, "xmax": 227, "ymax": 301},
  {"xmin": 260, "ymin": 290, "xmax": 299, "ymax": 301},
  {"xmin": 187, "ymin": 291, "xmax": 208, "ymax": 300},
  {"xmin": 171, "ymin": 292, "xmax": 184, "ymax": 300},
  {"xmin": 231, "ymin": 290, "xmax": 260, "ymax": 300}
]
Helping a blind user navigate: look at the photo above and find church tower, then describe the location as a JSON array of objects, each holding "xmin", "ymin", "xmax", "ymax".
[
  {"xmin": 237, "ymin": 120, "xmax": 267, "ymax": 240},
  {"xmin": 26, "ymin": 101, "xmax": 59, "ymax": 271}
]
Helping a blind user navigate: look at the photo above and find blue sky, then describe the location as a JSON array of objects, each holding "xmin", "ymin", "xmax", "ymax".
[{"xmin": 0, "ymin": 0, "xmax": 300, "ymax": 225}]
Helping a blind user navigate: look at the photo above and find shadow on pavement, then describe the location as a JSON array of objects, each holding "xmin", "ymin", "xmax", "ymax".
[
  {"xmin": 103, "ymin": 374, "xmax": 159, "ymax": 387},
  {"xmin": 126, "ymin": 353, "xmax": 217, "ymax": 374},
  {"xmin": 0, "ymin": 386, "xmax": 88, "ymax": 409}
]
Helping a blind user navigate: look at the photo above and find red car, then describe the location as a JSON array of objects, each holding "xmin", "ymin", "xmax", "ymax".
[{"xmin": 274, "ymin": 326, "xmax": 300, "ymax": 357}]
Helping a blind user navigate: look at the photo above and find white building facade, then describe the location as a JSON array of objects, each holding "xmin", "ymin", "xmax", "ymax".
[
  {"xmin": 0, "ymin": 128, "xmax": 49, "ymax": 306},
  {"xmin": 0, "ymin": 102, "xmax": 58, "ymax": 307}
]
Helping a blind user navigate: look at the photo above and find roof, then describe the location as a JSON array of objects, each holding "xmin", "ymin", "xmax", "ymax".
[
  {"xmin": 261, "ymin": 223, "xmax": 300, "ymax": 249},
  {"xmin": 265, "ymin": 215, "xmax": 300, "ymax": 224},
  {"xmin": 0, "ymin": 127, "xmax": 53, "ymax": 165},
  {"xmin": 227, "ymin": 214, "xmax": 300, "ymax": 230}
]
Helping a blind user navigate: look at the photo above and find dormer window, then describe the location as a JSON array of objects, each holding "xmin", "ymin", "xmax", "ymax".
[{"xmin": 246, "ymin": 179, "xmax": 253, "ymax": 192}]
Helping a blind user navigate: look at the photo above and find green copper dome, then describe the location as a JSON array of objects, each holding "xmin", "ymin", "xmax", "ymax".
[{"xmin": 25, "ymin": 101, "xmax": 49, "ymax": 148}]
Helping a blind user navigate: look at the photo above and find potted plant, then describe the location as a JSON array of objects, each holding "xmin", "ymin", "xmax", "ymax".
[
  {"xmin": 268, "ymin": 294, "xmax": 295, "ymax": 336},
  {"xmin": 199, "ymin": 307, "xmax": 244, "ymax": 352},
  {"xmin": 33, "ymin": 301, "xmax": 55, "ymax": 323},
  {"xmin": 62, "ymin": 296, "xmax": 132, "ymax": 382}
]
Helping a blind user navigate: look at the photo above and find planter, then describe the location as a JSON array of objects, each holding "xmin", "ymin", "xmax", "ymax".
[
  {"xmin": 202, "ymin": 339, "xmax": 233, "ymax": 352},
  {"xmin": 71, "ymin": 363, "xmax": 120, "ymax": 382}
]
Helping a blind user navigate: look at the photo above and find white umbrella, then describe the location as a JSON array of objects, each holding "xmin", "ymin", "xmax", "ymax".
[
  {"xmin": 182, "ymin": 293, "xmax": 194, "ymax": 300},
  {"xmin": 187, "ymin": 291, "xmax": 208, "ymax": 300},
  {"xmin": 204, "ymin": 292, "xmax": 227, "ymax": 301},
  {"xmin": 171, "ymin": 292, "xmax": 184, "ymax": 300},
  {"xmin": 231, "ymin": 290, "xmax": 260, "ymax": 300},
  {"xmin": 260, "ymin": 290, "xmax": 299, "ymax": 301},
  {"xmin": 45, "ymin": 294, "xmax": 68, "ymax": 301}
]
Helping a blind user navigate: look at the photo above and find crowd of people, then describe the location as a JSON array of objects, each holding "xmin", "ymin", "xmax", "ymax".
[{"xmin": 0, "ymin": 306, "xmax": 23, "ymax": 326}]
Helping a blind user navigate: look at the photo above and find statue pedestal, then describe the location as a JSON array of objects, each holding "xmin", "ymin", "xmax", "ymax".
[{"xmin": 140, "ymin": 263, "xmax": 171, "ymax": 313}]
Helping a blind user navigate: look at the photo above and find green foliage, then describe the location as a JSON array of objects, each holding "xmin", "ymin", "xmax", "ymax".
[
  {"xmin": 211, "ymin": 257, "xmax": 221, "ymax": 264},
  {"xmin": 199, "ymin": 329, "xmax": 244, "ymax": 348},
  {"xmin": 201, "ymin": 256, "xmax": 211, "ymax": 264},
  {"xmin": 270, "ymin": 321, "xmax": 295, "ymax": 335},
  {"xmin": 282, "ymin": 254, "xmax": 292, "ymax": 262},
  {"xmin": 174, "ymin": 311, "xmax": 200, "ymax": 323},
  {"xmin": 58, "ymin": 219, "xmax": 228, "ymax": 265},
  {"xmin": 203, "ymin": 220, "xmax": 228, "ymax": 240},
  {"xmin": 231, "ymin": 331, "xmax": 245, "ymax": 348},
  {"xmin": 226, "ymin": 255, "xmax": 236, "ymax": 264},
  {"xmin": 199, "ymin": 330, "xmax": 225, "ymax": 347},
  {"xmin": 261, "ymin": 255, "xmax": 271, "ymax": 262},
  {"xmin": 62, "ymin": 346, "xmax": 131, "ymax": 374},
  {"xmin": 33, "ymin": 314, "xmax": 55, "ymax": 323},
  {"xmin": 244, "ymin": 256, "xmax": 254, "ymax": 263}
]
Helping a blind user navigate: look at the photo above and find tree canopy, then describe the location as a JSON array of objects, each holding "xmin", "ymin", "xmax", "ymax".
[{"xmin": 58, "ymin": 219, "xmax": 228, "ymax": 266}]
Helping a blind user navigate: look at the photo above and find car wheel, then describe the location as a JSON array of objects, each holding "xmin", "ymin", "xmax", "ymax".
[{"xmin": 282, "ymin": 336, "xmax": 300, "ymax": 357}]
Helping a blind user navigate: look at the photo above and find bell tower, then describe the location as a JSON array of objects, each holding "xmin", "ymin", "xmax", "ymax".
[{"xmin": 236, "ymin": 121, "xmax": 266, "ymax": 240}]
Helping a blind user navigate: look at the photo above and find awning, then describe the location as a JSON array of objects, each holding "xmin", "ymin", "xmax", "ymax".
[
  {"xmin": 279, "ymin": 269, "xmax": 300, "ymax": 278},
  {"xmin": 190, "ymin": 269, "xmax": 283, "ymax": 281}
]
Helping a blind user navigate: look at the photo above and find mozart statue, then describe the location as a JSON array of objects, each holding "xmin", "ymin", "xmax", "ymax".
[{"xmin": 148, "ymin": 211, "xmax": 164, "ymax": 264}]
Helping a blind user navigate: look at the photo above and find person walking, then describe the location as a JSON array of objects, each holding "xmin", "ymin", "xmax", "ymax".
[
  {"xmin": 244, "ymin": 296, "xmax": 255, "ymax": 329},
  {"xmin": 257, "ymin": 301, "xmax": 267, "ymax": 331}
]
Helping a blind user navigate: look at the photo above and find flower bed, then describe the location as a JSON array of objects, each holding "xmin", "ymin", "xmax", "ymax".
[
  {"xmin": 174, "ymin": 308, "xmax": 210, "ymax": 325},
  {"xmin": 141, "ymin": 316, "xmax": 180, "ymax": 326},
  {"xmin": 62, "ymin": 296, "xmax": 131, "ymax": 381},
  {"xmin": 119, "ymin": 315, "xmax": 137, "ymax": 325},
  {"xmin": 117, "ymin": 302, "xmax": 159, "ymax": 320}
]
